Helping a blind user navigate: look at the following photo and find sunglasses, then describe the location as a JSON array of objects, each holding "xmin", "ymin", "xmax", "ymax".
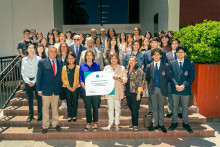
[{"xmin": 74, "ymin": 39, "xmax": 80, "ymax": 41}]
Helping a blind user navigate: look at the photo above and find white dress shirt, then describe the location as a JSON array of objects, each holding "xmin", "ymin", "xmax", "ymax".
[
  {"xmin": 153, "ymin": 60, "xmax": 161, "ymax": 70},
  {"xmin": 21, "ymin": 55, "xmax": 41, "ymax": 84}
]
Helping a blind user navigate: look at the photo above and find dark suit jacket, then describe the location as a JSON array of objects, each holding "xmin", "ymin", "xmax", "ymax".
[
  {"xmin": 36, "ymin": 57, "xmax": 63, "ymax": 96},
  {"xmin": 144, "ymin": 49, "xmax": 167, "ymax": 70},
  {"xmin": 146, "ymin": 62, "xmax": 171, "ymax": 96},
  {"xmin": 169, "ymin": 59, "xmax": 195, "ymax": 95},
  {"xmin": 69, "ymin": 44, "xmax": 86, "ymax": 65}
]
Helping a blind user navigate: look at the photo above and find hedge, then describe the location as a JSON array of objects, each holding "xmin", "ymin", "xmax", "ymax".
[{"xmin": 174, "ymin": 20, "xmax": 220, "ymax": 64}]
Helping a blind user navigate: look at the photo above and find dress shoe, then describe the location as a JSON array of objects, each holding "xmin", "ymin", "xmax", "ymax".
[
  {"xmin": 42, "ymin": 129, "xmax": 48, "ymax": 134},
  {"xmin": 183, "ymin": 123, "xmax": 193, "ymax": 133},
  {"xmin": 26, "ymin": 115, "xmax": 33, "ymax": 122},
  {"xmin": 166, "ymin": 113, "xmax": 172, "ymax": 118},
  {"xmin": 37, "ymin": 115, "xmax": 42, "ymax": 121},
  {"xmin": 178, "ymin": 113, "xmax": 182, "ymax": 119},
  {"xmin": 67, "ymin": 118, "xmax": 72, "ymax": 122},
  {"xmin": 73, "ymin": 118, "xmax": 77, "ymax": 122},
  {"xmin": 159, "ymin": 125, "xmax": 167, "ymax": 133},
  {"xmin": 55, "ymin": 125, "xmax": 62, "ymax": 131},
  {"xmin": 148, "ymin": 126, "xmax": 158, "ymax": 131},
  {"xmin": 168, "ymin": 123, "xmax": 178, "ymax": 130},
  {"xmin": 148, "ymin": 112, "xmax": 153, "ymax": 116}
]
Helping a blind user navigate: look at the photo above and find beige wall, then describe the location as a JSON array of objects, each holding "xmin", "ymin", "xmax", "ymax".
[
  {"xmin": 53, "ymin": 0, "xmax": 63, "ymax": 32},
  {"xmin": 0, "ymin": 0, "xmax": 54, "ymax": 57},
  {"xmin": 168, "ymin": 0, "xmax": 180, "ymax": 31},
  {"xmin": 139, "ymin": 0, "xmax": 179, "ymax": 36}
]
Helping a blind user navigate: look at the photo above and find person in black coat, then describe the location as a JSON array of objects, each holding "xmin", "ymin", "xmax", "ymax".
[
  {"xmin": 146, "ymin": 48, "xmax": 170, "ymax": 133},
  {"xmin": 168, "ymin": 45, "xmax": 195, "ymax": 133}
]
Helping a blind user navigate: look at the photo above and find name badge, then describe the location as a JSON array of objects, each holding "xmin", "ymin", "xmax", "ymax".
[
  {"xmin": 185, "ymin": 71, "xmax": 188, "ymax": 76},
  {"xmin": 162, "ymin": 71, "xmax": 166, "ymax": 75}
]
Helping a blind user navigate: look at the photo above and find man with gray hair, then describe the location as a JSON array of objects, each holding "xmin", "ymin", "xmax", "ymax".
[
  {"xmin": 100, "ymin": 28, "xmax": 107, "ymax": 47},
  {"xmin": 36, "ymin": 45, "xmax": 63, "ymax": 134},
  {"xmin": 91, "ymin": 28, "xmax": 97, "ymax": 40},
  {"xmin": 69, "ymin": 35, "xmax": 86, "ymax": 64},
  {"xmin": 79, "ymin": 37, "xmax": 104, "ymax": 70}
]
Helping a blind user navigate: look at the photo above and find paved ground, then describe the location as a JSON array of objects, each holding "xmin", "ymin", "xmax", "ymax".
[{"xmin": 0, "ymin": 122, "xmax": 219, "ymax": 147}]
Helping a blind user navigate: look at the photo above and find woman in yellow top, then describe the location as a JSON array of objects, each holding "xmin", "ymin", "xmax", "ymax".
[{"xmin": 62, "ymin": 52, "xmax": 81, "ymax": 122}]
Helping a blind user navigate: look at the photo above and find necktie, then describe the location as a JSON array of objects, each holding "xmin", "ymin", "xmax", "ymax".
[
  {"xmin": 156, "ymin": 63, "xmax": 158, "ymax": 73},
  {"xmin": 179, "ymin": 62, "xmax": 182, "ymax": 73},
  {"xmin": 52, "ymin": 60, "xmax": 56, "ymax": 76},
  {"xmin": 76, "ymin": 46, "xmax": 78, "ymax": 57},
  {"xmin": 174, "ymin": 52, "xmax": 177, "ymax": 60}
]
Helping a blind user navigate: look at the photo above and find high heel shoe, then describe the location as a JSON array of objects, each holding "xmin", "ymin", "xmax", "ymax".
[
  {"xmin": 93, "ymin": 123, "xmax": 98, "ymax": 132},
  {"xmin": 84, "ymin": 123, "xmax": 91, "ymax": 131}
]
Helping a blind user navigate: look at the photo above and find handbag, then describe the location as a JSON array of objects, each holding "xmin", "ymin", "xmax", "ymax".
[{"xmin": 143, "ymin": 114, "xmax": 153, "ymax": 128}]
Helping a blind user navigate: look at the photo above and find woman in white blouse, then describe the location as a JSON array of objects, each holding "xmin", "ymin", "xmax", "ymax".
[
  {"xmin": 21, "ymin": 43, "xmax": 42, "ymax": 122},
  {"xmin": 103, "ymin": 53, "xmax": 127, "ymax": 131}
]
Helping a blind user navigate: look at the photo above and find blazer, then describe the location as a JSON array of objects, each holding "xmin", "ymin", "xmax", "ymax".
[
  {"xmin": 36, "ymin": 57, "xmax": 63, "ymax": 96},
  {"xmin": 146, "ymin": 62, "xmax": 171, "ymax": 96},
  {"xmin": 79, "ymin": 48, "xmax": 104, "ymax": 70},
  {"xmin": 69, "ymin": 44, "xmax": 86, "ymax": 65},
  {"xmin": 144, "ymin": 49, "xmax": 167, "ymax": 70},
  {"xmin": 61, "ymin": 65, "xmax": 81, "ymax": 88},
  {"xmin": 103, "ymin": 65, "xmax": 127, "ymax": 100},
  {"xmin": 169, "ymin": 59, "xmax": 195, "ymax": 95}
]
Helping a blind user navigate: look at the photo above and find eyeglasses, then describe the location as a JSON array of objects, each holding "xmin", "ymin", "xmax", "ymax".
[{"xmin": 74, "ymin": 39, "xmax": 80, "ymax": 41}]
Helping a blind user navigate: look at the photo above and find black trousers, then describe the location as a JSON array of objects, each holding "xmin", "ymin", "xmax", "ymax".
[
  {"xmin": 82, "ymin": 92, "xmax": 99, "ymax": 123},
  {"xmin": 65, "ymin": 87, "xmax": 80, "ymax": 118},
  {"xmin": 25, "ymin": 83, "xmax": 42, "ymax": 117},
  {"xmin": 126, "ymin": 93, "xmax": 140, "ymax": 126}
]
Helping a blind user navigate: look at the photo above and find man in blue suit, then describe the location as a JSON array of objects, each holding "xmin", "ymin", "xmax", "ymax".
[
  {"xmin": 146, "ymin": 48, "xmax": 170, "ymax": 133},
  {"xmin": 168, "ymin": 45, "xmax": 195, "ymax": 133},
  {"xmin": 166, "ymin": 39, "xmax": 182, "ymax": 118},
  {"xmin": 144, "ymin": 37, "xmax": 167, "ymax": 115},
  {"xmin": 36, "ymin": 45, "xmax": 63, "ymax": 134},
  {"xmin": 69, "ymin": 35, "xmax": 86, "ymax": 65}
]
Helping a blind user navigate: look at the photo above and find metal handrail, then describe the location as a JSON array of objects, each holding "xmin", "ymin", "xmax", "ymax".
[{"xmin": 0, "ymin": 54, "xmax": 22, "ymax": 111}]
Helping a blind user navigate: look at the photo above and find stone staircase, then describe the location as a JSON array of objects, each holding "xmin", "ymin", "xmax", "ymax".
[{"xmin": 0, "ymin": 86, "xmax": 215, "ymax": 140}]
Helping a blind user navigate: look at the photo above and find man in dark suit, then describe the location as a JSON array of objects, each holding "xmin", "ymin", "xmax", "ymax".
[
  {"xmin": 168, "ymin": 45, "xmax": 195, "ymax": 133},
  {"xmin": 146, "ymin": 48, "xmax": 171, "ymax": 133},
  {"xmin": 69, "ymin": 35, "xmax": 86, "ymax": 65},
  {"xmin": 144, "ymin": 37, "xmax": 167, "ymax": 115},
  {"xmin": 166, "ymin": 39, "xmax": 182, "ymax": 118},
  {"xmin": 36, "ymin": 45, "xmax": 63, "ymax": 134}
]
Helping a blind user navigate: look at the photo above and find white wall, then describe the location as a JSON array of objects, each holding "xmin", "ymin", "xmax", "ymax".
[
  {"xmin": 168, "ymin": 0, "xmax": 180, "ymax": 31},
  {"xmin": 0, "ymin": 0, "xmax": 54, "ymax": 57},
  {"xmin": 139, "ymin": 0, "xmax": 176, "ymax": 34}
]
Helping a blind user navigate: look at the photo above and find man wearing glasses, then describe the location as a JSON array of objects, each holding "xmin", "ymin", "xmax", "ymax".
[
  {"xmin": 69, "ymin": 35, "xmax": 86, "ymax": 65},
  {"xmin": 91, "ymin": 28, "xmax": 97, "ymax": 40}
]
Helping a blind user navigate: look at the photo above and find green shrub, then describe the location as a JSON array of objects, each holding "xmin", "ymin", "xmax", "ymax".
[{"xmin": 174, "ymin": 20, "xmax": 220, "ymax": 63}]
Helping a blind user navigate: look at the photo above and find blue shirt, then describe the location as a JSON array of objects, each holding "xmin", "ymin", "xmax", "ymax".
[
  {"xmin": 79, "ymin": 62, "xmax": 101, "ymax": 92},
  {"xmin": 123, "ymin": 50, "xmax": 144, "ymax": 69}
]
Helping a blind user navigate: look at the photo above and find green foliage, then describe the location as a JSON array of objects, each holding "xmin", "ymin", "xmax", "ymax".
[{"xmin": 174, "ymin": 20, "xmax": 220, "ymax": 63}]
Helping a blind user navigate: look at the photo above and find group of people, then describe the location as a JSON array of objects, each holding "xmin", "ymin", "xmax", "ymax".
[{"xmin": 19, "ymin": 27, "xmax": 195, "ymax": 134}]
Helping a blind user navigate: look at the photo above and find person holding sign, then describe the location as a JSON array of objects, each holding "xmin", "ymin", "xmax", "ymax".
[
  {"xmin": 125, "ymin": 56, "xmax": 145, "ymax": 132},
  {"xmin": 103, "ymin": 53, "xmax": 127, "ymax": 131},
  {"xmin": 79, "ymin": 50, "xmax": 101, "ymax": 131}
]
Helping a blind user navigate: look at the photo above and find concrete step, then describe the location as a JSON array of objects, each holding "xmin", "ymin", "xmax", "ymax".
[
  {"xmin": 10, "ymin": 97, "xmax": 156, "ymax": 107},
  {"xmin": 0, "ymin": 124, "xmax": 215, "ymax": 140},
  {"xmin": 0, "ymin": 113, "xmax": 206, "ymax": 128},
  {"xmin": 3, "ymin": 105, "xmax": 198, "ymax": 117}
]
